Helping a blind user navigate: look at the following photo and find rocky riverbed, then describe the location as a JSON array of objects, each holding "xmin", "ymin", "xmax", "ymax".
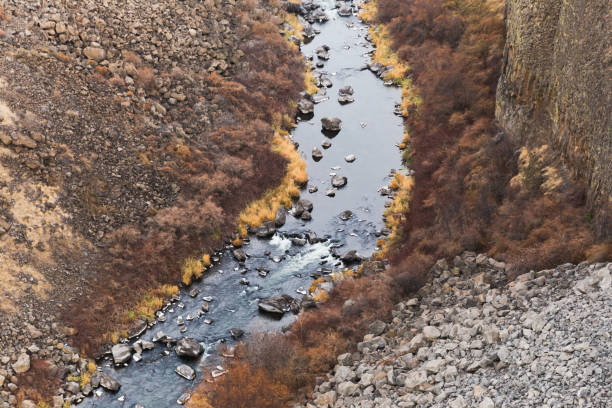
[{"xmin": 301, "ymin": 254, "xmax": 611, "ymax": 408}]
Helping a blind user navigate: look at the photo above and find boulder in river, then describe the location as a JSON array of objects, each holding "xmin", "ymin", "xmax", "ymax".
[
  {"xmin": 311, "ymin": 9, "xmax": 328, "ymax": 23},
  {"xmin": 298, "ymin": 96, "xmax": 314, "ymax": 115},
  {"xmin": 175, "ymin": 338, "xmax": 203, "ymax": 359},
  {"xmin": 254, "ymin": 221, "xmax": 276, "ymax": 238},
  {"xmin": 229, "ymin": 328, "xmax": 244, "ymax": 340},
  {"xmin": 338, "ymin": 4, "xmax": 353, "ymax": 17},
  {"xmin": 319, "ymin": 76, "xmax": 333, "ymax": 88},
  {"xmin": 338, "ymin": 85, "xmax": 355, "ymax": 103},
  {"xmin": 201, "ymin": 301, "xmax": 209, "ymax": 313},
  {"xmin": 326, "ymin": 188, "xmax": 336, "ymax": 197},
  {"xmin": 344, "ymin": 154, "xmax": 356, "ymax": 163},
  {"xmin": 312, "ymin": 147, "xmax": 323, "ymax": 161},
  {"xmin": 322, "ymin": 140, "xmax": 332, "ymax": 149},
  {"xmin": 275, "ymin": 207, "xmax": 287, "ymax": 227},
  {"xmin": 301, "ymin": 211, "xmax": 312, "ymax": 221},
  {"xmin": 331, "ymin": 175, "xmax": 348, "ymax": 188},
  {"xmin": 315, "ymin": 45, "xmax": 330, "ymax": 60},
  {"xmin": 99, "ymin": 373, "xmax": 121, "ymax": 392},
  {"xmin": 111, "ymin": 344, "xmax": 132, "ymax": 365},
  {"xmin": 321, "ymin": 117, "xmax": 342, "ymax": 132},
  {"xmin": 258, "ymin": 295, "xmax": 301, "ymax": 316},
  {"xmin": 232, "ymin": 248, "xmax": 247, "ymax": 262},
  {"xmin": 340, "ymin": 250, "xmax": 363, "ymax": 264},
  {"xmin": 339, "ymin": 210, "xmax": 353, "ymax": 221},
  {"xmin": 175, "ymin": 364, "xmax": 196, "ymax": 381}
]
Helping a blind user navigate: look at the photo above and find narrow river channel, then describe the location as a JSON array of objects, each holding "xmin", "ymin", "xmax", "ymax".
[{"xmin": 84, "ymin": 1, "xmax": 404, "ymax": 406}]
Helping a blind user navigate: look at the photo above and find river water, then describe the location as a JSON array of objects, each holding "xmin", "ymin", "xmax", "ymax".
[{"xmin": 83, "ymin": 1, "xmax": 403, "ymax": 406}]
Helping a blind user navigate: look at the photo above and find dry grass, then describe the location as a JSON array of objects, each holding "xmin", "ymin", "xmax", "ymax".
[
  {"xmin": 182, "ymin": 257, "xmax": 205, "ymax": 285},
  {"xmin": 237, "ymin": 129, "xmax": 306, "ymax": 234}
]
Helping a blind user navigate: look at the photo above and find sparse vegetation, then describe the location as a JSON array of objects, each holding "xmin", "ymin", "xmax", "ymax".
[{"xmin": 62, "ymin": 0, "xmax": 307, "ymax": 354}]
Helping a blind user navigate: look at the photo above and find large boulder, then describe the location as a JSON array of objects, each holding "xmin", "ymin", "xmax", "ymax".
[
  {"xmin": 99, "ymin": 373, "xmax": 121, "ymax": 392},
  {"xmin": 340, "ymin": 250, "xmax": 363, "ymax": 264},
  {"xmin": 111, "ymin": 344, "xmax": 132, "ymax": 365},
  {"xmin": 298, "ymin": 97, "xmax": 314, "ymax": 115},
  {"xmin": 331, "ymin": 175, "xmax": 347, "ymax": 188},
  {"xmin": 175, "ymin": 338, "xmax": 204, "ymax": 359},
  {"xmin": 258, "ymin": 295, "xmax": 301, "ymax": 316},
  {"xmin": 254, "ymin": 221, "xmax": 276, "ymax": 238},
  {"xmin": 338, "ymin": 85, "xmax": 355, "ymax": 103},
  {"xmin": 275, "ymin": 207, "xmax": 287, "ymax": 227},
  {"xmin": 12, "ymin": 353, "xmax": 30, "ymax": 374},
  {"xmin": 232, "ymin": 248, "xmax": 247, "ymax": 262},
  {"xmin": 315, "ymin": 45, "xmax": 330, "ymax": 60},
  {"xmin": 175, "ymin": 364, "xmax": 196, "ymax": 380},
  {"xmin": 229, "ymin": 328, "xmax": 244, "ymax": 340},
  {"xmin": 338, "ymin": 5, "xmax": 353, "ymax": 17},
  {"xmin": 321, "ymin": 117, "xmax": 342, "ymax": 132}
]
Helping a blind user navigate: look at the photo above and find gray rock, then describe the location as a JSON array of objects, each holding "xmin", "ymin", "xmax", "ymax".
[
  {"xmin": 312, "ymin": 147, "xmax": 323, "ymax": 161},
  {"xmin": 331, "ymin": 175, "xmax": 348, "ymax": 188},
  {"xmin": 175, "ymin": 338, "xmax": 203, "ymax": 359},
  {"xmin": 229, "ymin": 328, "xmax": 244, "ymax": 340},
  {"xmin": 99, "ymin": 373, "xmax": 121, "ymax": 392},
  {"xmin": 232, "ymin": 248, "xmax": 247, "ymax": 262},
  {"xmin": 12, "ymin": 353, "xmax": 30, "ymax": 374},
  {"xmin": 175, "ymin": 364, "xmax": 196, "ymax": 380},
  {"xmin": 275, "ymin": 207, "xmax": 287, "ymax": 227},
  {"xmin": 322, "ymin": 117, "xmax": 342, "ymax": 132}
]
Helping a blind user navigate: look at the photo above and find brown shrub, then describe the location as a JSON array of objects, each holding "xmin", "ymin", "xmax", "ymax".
[{"xmin": 62, "ymin": 1, "xmax": 305, "ymax": 354}]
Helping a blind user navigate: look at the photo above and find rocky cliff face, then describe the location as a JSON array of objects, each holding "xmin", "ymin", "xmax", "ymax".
[{"xmin": 496, "ymin": 0, "xmax": 611, "ymax": 234}]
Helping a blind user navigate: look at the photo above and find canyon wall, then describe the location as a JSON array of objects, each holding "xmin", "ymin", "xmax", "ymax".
[{"xmin": 496, "ymin": 0, "xmax": 611, "ymax": 235}]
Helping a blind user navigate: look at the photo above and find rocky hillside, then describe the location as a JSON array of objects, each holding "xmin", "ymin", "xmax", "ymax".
[
  {"xmin": 1, "ymin": 0, "xmax": 305, "ymax": 405},
  {"xmin": 496, "ymin": 0, "xmax": 612, "ymax": 235},
  {"xmin": 302, "ymin": 253, "xmax": 611, "ymax": 408}
]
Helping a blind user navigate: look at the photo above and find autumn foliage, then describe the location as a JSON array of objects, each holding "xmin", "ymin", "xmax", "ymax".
[
  {"xmin": 373, "ymin": 0, "xmax": 608, "ymax": 276},
  {"xmin": 63, "ymin": 2, "xmax": 305, "ymax": 353},
  {"xmin": 195, "ymin": 1, "xmax": 609, "ymax": 407}
]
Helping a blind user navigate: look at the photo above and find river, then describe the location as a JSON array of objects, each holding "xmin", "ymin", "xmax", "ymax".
[{"xmin": 83, "ymin": 1, "xmax": 404, "ymax": 406}]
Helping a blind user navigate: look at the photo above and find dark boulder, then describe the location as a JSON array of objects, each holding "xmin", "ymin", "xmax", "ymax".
[{"xmin": 175, "ymin": 338, "xmax": 204, "ymax": 359}]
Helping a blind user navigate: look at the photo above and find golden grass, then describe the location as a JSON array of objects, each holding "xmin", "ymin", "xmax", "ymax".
[
  {"xmin": 304, "ymin": 65, "xmax": 319, "ymax": 95},
  {"xmin": 312, "ymin": 289, "xmax": 330, "ymax": 303},
  {"xmin": 182, "ymin": 257, "xmax": 204, "ymax": 285},
  {"xmin": 202, "ymin": 253, "xmax": 212, "ymax": 267},
  {"xmin": 232, "ymin": 237, "xmax": 244, "ymax": 248},
  {"xmin": 377, "ymin": 173, "xmax": 414, "ymax": 257},
  {"xmin": 237, "ymin": 129, "xmax": 307, "ymax": 234},
  {"xmin": 103, "ymin": 283, "xmax": 179, "ymax": 345}
]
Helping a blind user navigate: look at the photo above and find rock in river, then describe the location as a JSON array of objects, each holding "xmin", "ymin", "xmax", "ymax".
[
  {"xmin": 321, "ymin": 117, "xmax": 342, "ymax": 132},
  {"xmin": 331, "ymin": 175, "xmax": 348, "ymax": 188},
  {"xmin": 254, "ymin": 221, "xmax": 276, "ymax": 238},
  {"xmin": 275, "ymin": 207, "xmax": 287, "ymax": 227},
  {"xmin": 345, "ymin": 154, "xmax": 356, "ymax": 163},
  {"xmin": 258, "ymin": 295, "xmax": 301, "ymax": 316},
  {"xmin": 338, "ymin": 4, "xmax": 353, "ymax": 17},
  {"xmin": 176, "ymin": 364, "xmax": 196, "ymax": 381},
  {"xmin": 338, "ymin": 85, "xmax": 355, "ymax": 104},
  {"xmin": 339, "ymin": 210, "xmax": 353, "ymax": 221},
  {"xmin": 99, "ymin": 373, "xmax": 121, "ymax": 392},
  {"xmin": 315, "ymin": 45, "xmax": 330, "ymax": 60},
  {"xmin": 340, "ymin": 250, "xmax": 363, "ymax": 264},
  {"xmin": 229, "ymin": 328, "xmax": 244, "ymax": 340},
  {"xmin": 312, "ymin": 147, "xmax": 323, "ymax": 161},
  {"xmin": 111, "ymin": 344, "xmax": 132, "ymax": 365},
  {"xmin": 232, "ymin": 248, "xmax": 247, "ymax": 262},
  {"xmin": 298, "ymin": 95, "xmax": 314, "ymax": 115},
  {"xmin": 175, "ymin": 338, "xmax": 203, "ymax": 359}
]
